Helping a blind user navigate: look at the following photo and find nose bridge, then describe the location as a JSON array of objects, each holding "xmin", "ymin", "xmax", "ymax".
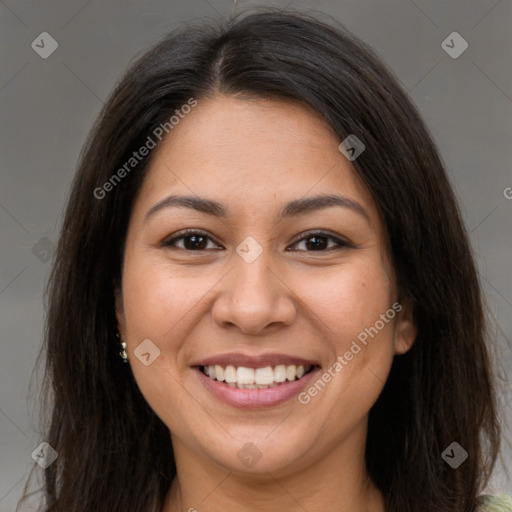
[
  {"xmin": 212, "ymin": 240, "xmax": 296, "ymax": 334},
  {"xmin": 233, "ymin": 241, "xmax": 274, "ymax": 296}
]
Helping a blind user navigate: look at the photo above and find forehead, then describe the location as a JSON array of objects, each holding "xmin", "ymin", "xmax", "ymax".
[{"xmin": 133, "ymin": 94, "xmax": 379, "ymax": 225}]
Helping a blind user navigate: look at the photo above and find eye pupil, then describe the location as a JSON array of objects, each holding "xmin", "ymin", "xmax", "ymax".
[
  {"xmin": 306, "ymin": 235, "xmax": 328, "ymax": 250},
  {"xmin": 184, "ymin": 235, "xmax": 207, "ymax": 250}
]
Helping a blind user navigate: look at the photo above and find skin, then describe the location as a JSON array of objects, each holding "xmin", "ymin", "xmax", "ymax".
[{"xmin": 115, "ymin": 94, "xmax": 417, "ymax": 512}]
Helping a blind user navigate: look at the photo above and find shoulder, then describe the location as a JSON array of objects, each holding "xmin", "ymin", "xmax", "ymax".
[{"xmin": 477, "ymin": 494, "xmax": 512, "ymax": 511}]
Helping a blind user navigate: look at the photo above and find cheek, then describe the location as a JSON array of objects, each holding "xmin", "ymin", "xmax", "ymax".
[
  {"xmin": 294, "ymin": 259, "xmax": 396, "ymax": 409},
  {"xmin": 296, "ymin": 257, "xmax": 394, "ymax": 345},
  {"xmin": 120, "ymin": 256, "xmax": 197, "ymax": 432},
  {"xmin": 121, "ymin": 251, "xmax": 209, "ymax": 341}
]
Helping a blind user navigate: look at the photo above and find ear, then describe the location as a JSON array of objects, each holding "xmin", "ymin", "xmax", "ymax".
[
  {"xmin": 393, "ymin": 297, "xmax": 417, "ymax": 355},
  {"xmin": 114, "ymin": 286, "xmax": 126, "ymax": 338}
]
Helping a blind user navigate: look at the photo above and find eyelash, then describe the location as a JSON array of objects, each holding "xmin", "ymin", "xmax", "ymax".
[{"xmin": 161, "ymin": 229, "xmax": 352, "ymax": 252}]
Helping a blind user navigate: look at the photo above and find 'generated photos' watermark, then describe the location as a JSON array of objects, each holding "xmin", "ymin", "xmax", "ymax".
[{"xmin": 94, "ymin": 98, "xmax": 197, "ymax": 200}]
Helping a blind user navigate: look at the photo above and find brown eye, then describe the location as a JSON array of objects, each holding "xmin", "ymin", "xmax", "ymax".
[
  {"xmin": 289, "ymin": 231, "xmax": 351, "ymax": 252},
  {"xmin": 162, "ymin": 230, "xmax": 221, "ymax": 251}
]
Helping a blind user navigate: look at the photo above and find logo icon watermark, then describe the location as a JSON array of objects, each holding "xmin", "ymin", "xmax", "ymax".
[
  {"xmin": 31, "ymin": 32, "xmax": 58, "ymax": 59},
  {"xmin": 442, "ymin": 442, "xmax": 468, "ymax": 468},
  {"xmin": 134, "ymin": 338, "xmax": 161, "ymax": 366}
]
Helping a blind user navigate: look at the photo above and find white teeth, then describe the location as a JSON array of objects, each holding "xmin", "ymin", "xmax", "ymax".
[
  {"xmin": 274, "ymin": 365, "xmax": 287, "ymax": 382},
  {"xmin": 214, "ymin": 365, "xmax": 225, "ymax": 382},
  {"xmin": 202, "ymin": 364, "xmax": 312, "ymax": 388},
  {"xmin": 255, "ymin": 366, "xmax": 275, "ymax": 385},
  {"xmin": 286, "ymin": 365, "xmax": 297, "ymax": 381},
  {"xmin": 236, "ymin": 367, "xmax": 255, "ymax": 385},
  {"xmin": 224, "ymin": 365, "xmax": 237, "ymax": 383}
]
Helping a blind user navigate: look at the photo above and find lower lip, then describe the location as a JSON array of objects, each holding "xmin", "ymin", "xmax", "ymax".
[{"xmin": 195, "ymin": 367, "xmax": 321, "ymax": 409}]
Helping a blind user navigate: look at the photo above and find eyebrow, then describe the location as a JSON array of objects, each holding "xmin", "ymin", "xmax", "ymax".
[{"xmin": 144, "ymin": 193, "xmax": 370, "ymax": 223}]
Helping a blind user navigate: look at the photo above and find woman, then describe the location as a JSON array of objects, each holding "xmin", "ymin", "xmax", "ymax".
[{"xmin": 18, "ymin": 8, "xmax": 510, "ymax": 512}]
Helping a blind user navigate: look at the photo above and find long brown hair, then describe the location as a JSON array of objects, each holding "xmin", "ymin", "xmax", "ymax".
[{"xmin": 18, "ymin": 8, "xmax": 501, "ymax": 512}]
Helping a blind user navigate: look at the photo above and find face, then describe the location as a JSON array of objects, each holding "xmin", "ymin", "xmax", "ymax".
[{"xmin": 116, "ymin": 94, "xmax": 416, "ymax": 477}]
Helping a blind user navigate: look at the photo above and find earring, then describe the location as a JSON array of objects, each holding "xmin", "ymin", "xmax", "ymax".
[{"xmin": 116, "ymin": 332, "xmax": 129, "ymax": 363}]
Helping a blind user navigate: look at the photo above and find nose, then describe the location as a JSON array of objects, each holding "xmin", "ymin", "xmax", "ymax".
[{"xmin": 211, "ymin": 249, "xmax": 297, "ymax": 336}]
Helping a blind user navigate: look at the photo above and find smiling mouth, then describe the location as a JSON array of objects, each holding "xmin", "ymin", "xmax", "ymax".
[{"xmin": 199, "ymin": 364, "xmax": 316, "ymax": 389}]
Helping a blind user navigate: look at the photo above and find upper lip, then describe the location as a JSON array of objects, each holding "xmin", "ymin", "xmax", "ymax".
[{"xmin": 191, "ymin": 353, "xmax": 320, "ymax": 369}]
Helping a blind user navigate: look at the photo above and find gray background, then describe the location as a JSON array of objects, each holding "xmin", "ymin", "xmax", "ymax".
[{"xmin": 1, "ymin": 0, "xmax": 511, "ymax": 510}]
